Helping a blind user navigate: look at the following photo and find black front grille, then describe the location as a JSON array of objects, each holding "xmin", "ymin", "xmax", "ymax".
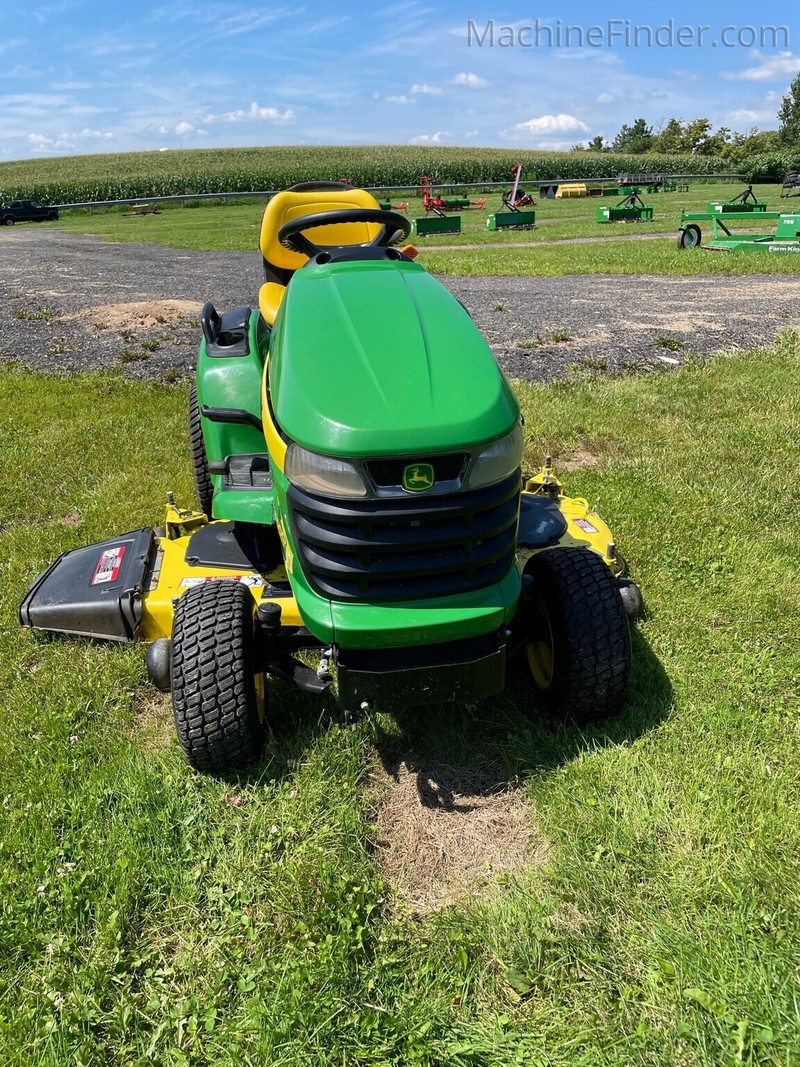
[{"xmin": 287, "ymin": 470, "xmax": 520, "ymax": 601}]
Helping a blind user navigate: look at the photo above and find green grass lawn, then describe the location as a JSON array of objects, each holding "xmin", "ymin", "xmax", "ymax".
[
  {"xmin": 53, "ymin": 182, "xmax": 800, "ymax": 276},
  {"xmin": 1, "ymin": 336, "xmax": 799, "ymax": 1064}
]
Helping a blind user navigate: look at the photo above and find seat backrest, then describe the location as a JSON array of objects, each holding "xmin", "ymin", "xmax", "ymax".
[{"xmin": 259, "ymin": 187, "xmax": 382, "ymax": 282}]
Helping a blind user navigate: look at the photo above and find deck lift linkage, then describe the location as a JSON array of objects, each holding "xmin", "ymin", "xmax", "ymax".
[
  {"xmin": 596, "ymin": 190, "xmax": 654, "ymax": 223},
  {"xmin": 487, "ymin": 164, "xmax": 536, "ymax": 231}
]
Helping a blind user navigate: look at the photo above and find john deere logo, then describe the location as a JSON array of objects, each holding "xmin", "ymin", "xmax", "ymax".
[{"xmin": 403, "ymin": 463, "xmax": 434, "ymax": 492}]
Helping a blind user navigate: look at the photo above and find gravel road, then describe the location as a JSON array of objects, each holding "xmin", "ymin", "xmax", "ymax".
[{"xmin": 2, "ymin": 228, "xmax": 799, "ymax": 383}]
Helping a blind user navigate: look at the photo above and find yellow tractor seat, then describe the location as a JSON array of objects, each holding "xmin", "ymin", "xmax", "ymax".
[{"xmin": 258, "ymin": 186, "xmax": 381, "ymax": 325}]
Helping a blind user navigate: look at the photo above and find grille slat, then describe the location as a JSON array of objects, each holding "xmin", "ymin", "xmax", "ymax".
[
  {"xmin": 288, "ymin": 470, "xmax": 520, "ymax": 602},
  {"xmin": 292, "ymin": 494, "xmax": 519, "ymax": 553}
]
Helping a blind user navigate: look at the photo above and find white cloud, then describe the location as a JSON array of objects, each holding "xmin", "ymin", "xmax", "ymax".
[
  {"xmin": 27, "ymin": 131, "xmax": 76, "ymax": 152},
  {"xmin": 451, "ymin": 71, "xmax": 489, "ymax": 89},
  {"xmin": 202, "ymin": 102, "xmax": 295, "ymax": 124},
  {"xmin": 410, "ymin": 83, "xmax": 442, "ymax": 96},
  {"xmin": 79, "ymin": 128, "xmax": 114, "ymax": 139},
  {"xmin": 596, "ymin": 92, "xmax": 614, "ymax": 104},
  {"xmin": 533, "ymin": 139, "xmax": 587, "ymax": 151},
  {"xmin": 387, "ymin": 94, "xmax": 415, "ymax": 104},
  {"xmin": 727, "ymin": 108, "xmax": 776, "ymax": 124},
  {"xmin": 409, "ymin": 131, "xmax": 444, "ymax": 144},
  {"xmin": 174, "ymin": 121, "xmax": 195, "ymax": 135},
  {"xmin": 723, "ymin": 51, "xmax": 800, "ymax": 81},
  {"xmin": 509, "ymin": 113, "xmax": 589, "ymax": 134}
]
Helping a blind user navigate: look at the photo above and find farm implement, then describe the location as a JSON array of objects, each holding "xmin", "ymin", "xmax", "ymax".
[
  {"xmin": 411, "ymin": 175, "xmax": 488, "ymax": 233},
  {"xmin": 418, "ymin": 176, "xmax": 486, "ymax": 214},
  {"xmin": 596, "ymin": 191, "xmax": 654, "ymax": 223},
  {"xmin": 677, "ymin": 210, "xmax": 800, "ymax": 252},
  {"xmin": 20, "ymin": 180, "xmax": 640, "ymax": 773},
  {"xmin": 487, "ymin": 164, "xmax": 536, "ymax": 230},
  {"xmin": 703, "ymin": 185, "xmax": 767, "ymax": 215},
  {"xmin": 676, "ymin": 188, "xmax": 776, "ymax": 248}
]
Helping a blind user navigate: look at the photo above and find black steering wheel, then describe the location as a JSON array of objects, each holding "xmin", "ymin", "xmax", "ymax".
[{"xmin": 278, "ymin": 208, "xmax": 412, "ymax": 258}]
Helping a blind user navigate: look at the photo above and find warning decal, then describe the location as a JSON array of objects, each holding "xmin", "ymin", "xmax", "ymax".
[
  {"xmin": 573, "ymin": 518, "xmax": 599, "ymax": 534},
  {"xmin": 91, "ymin": 545, "xmax": 126, "ymax": 585},
  {"xmin": 179, "ymin": 575, "xmax": 264, "ymax": 589}
]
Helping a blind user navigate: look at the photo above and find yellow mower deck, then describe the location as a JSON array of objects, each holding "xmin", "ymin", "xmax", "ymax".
[{"xmin": 21, "ymin": 465, "xmax": 627, "ymax": 648}]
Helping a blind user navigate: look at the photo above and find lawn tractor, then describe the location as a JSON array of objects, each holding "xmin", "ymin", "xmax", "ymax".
[{"xmin": 19, "ymin": 180, "xmax": 640, "ymax": 773}]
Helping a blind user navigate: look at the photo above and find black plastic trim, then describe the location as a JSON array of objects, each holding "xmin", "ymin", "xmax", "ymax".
[
  {"xmin": 287, "ymin": 470, "xmax": 521, "ymax": 602},
  {"xmin": 200, "ymin": 305, "xmax": 252, "ymax": 357},
  {"xmin": 201, "ymin": 404, "xmax": 263, "ymax": 433},
  {"xmin": 336, "ymin": 629, "xmax": 506, "ymax": 709}
]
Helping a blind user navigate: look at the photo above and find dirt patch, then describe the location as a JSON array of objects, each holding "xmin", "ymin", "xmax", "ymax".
[
  {"xmin": 369, "ymin": 752, "xmax": 546, "ymax": 913},
  {"xmin": 558, "ymin": 449, "xmax": 599, "ymax": 471},
  {"xmin": 133, "ymin": 692, "xmax": 174, "ymax": 751},
  {"xmin": 66, "ymin": 300, "xmax": 201, "ymax": 331}
]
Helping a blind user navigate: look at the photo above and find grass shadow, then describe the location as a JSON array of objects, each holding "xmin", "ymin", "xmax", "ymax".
[{"xmin": 372, "ymin": 626, "xmax": 672, "ymax": 791}]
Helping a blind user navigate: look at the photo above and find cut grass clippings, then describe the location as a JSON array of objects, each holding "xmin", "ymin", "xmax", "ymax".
[{"xmin": 1, "ymin": 337, "xmax": 799, "ymax": 1064}]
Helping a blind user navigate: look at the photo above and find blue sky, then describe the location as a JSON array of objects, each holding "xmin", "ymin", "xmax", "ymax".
[{"xmin": 1, "ymin": 0, "xmax": 797, "ymax": 159}]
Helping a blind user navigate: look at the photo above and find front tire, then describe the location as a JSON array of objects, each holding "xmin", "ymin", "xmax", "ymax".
[
  {"xmin": 523, "ymin": 547, "xmax": 631, "ymax": 723},
  {"xmin": 171, "ymin": 581, "xmax": 265, "ymax": 772},
  {"xmin": 677, "ymin": 224, "xmax": 701, "ymax": 249}
]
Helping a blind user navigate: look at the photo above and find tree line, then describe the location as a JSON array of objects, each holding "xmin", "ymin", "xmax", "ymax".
[{"xmin": 573, "ymin": 71, "xmax": 800, "ymax": 164}]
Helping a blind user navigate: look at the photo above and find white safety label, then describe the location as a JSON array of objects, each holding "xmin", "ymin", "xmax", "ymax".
[
  {"xmin": 179, "ymin": 575, "xmax": 264, "ymax": 588},
  {"xmin": 91, "ymin": 545, "xmax": 126, "ymax": 585},
  {"xmin": 573, "ymin": 518, "xmax": 599, "ymax": 534}
]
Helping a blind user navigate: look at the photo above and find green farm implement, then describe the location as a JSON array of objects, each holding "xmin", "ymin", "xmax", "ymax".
[
  {"xmin": 677, "ymin": 188, "xmax": 772, "ymax": 248},
  {"xmin": 487, "ymin": 168, "xmax": 535, "ymax": 230},
  {"xmin": 704, "ymin": 186, "xmax": 767, "ymax": 215},
  {"xmin": 410, "ymin": 214, "xmax": 462, "ymax": 237},
  {"xmin": 677, "ymin": 210, "xmax": 800, "ymax": 252},
  {"xmin": 596, "ymin": 191, "xmax": 653, "ymax": 223},
  {"xmin": 486, "ymin": 210, "xmax": 535, "ymax": 231}
]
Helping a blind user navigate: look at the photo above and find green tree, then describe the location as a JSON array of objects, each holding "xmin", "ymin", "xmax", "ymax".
[
  {"xmin": 778, "ymin": 71, "xmax": 800, "ymax": 144},
  {"xmin": 586, "ymin": 135, "xmax": 607, "ymax": 152},
  {"xmin": 649, "ymin": 118, "xmax": 683, "ymax": 154},
  {"xmin": 611, "ymin": 118, "xmax": 653, "ymax": 154}
]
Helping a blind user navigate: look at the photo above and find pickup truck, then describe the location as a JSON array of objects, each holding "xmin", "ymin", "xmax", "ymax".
[{"xmin": 0, "ymin": 199, "xmax": 59, "ymax": 225}]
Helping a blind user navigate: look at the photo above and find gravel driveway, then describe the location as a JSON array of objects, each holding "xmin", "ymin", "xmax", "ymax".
[{"xmin": 2, "ymin": 228, "xmax": 799, "ymax": 383}]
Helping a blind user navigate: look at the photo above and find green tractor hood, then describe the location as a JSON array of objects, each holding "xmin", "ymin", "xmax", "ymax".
[{"xmin": 268, "ymin": 258, "xmax": 519, "ymax": 456}]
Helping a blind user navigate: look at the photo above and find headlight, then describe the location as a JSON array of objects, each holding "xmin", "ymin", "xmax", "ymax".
[
  {"xmin": 465, "ymin": 425, "xmax": 523, "ymax": 489},
  {"xmin": 285, "ymin": 444, "xmax": 368, "ymax": 497}
]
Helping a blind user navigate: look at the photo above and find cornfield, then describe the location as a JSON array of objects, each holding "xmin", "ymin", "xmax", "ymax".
[{"xmin": 0, "ymin": 145, "xmax": 730, "ymax": 206}]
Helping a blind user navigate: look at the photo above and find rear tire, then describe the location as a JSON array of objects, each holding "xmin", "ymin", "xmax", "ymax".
[
  {"xmin": 523, "ymin": 547, "xmax": 630, "ymax": 723},
  {"xmin": 189, "ymin": 384, "xmax": 214, "ymax": 516},
  {"xmin": 171, "ymin": 581, "xmax": 265, "ymax": 772}
]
